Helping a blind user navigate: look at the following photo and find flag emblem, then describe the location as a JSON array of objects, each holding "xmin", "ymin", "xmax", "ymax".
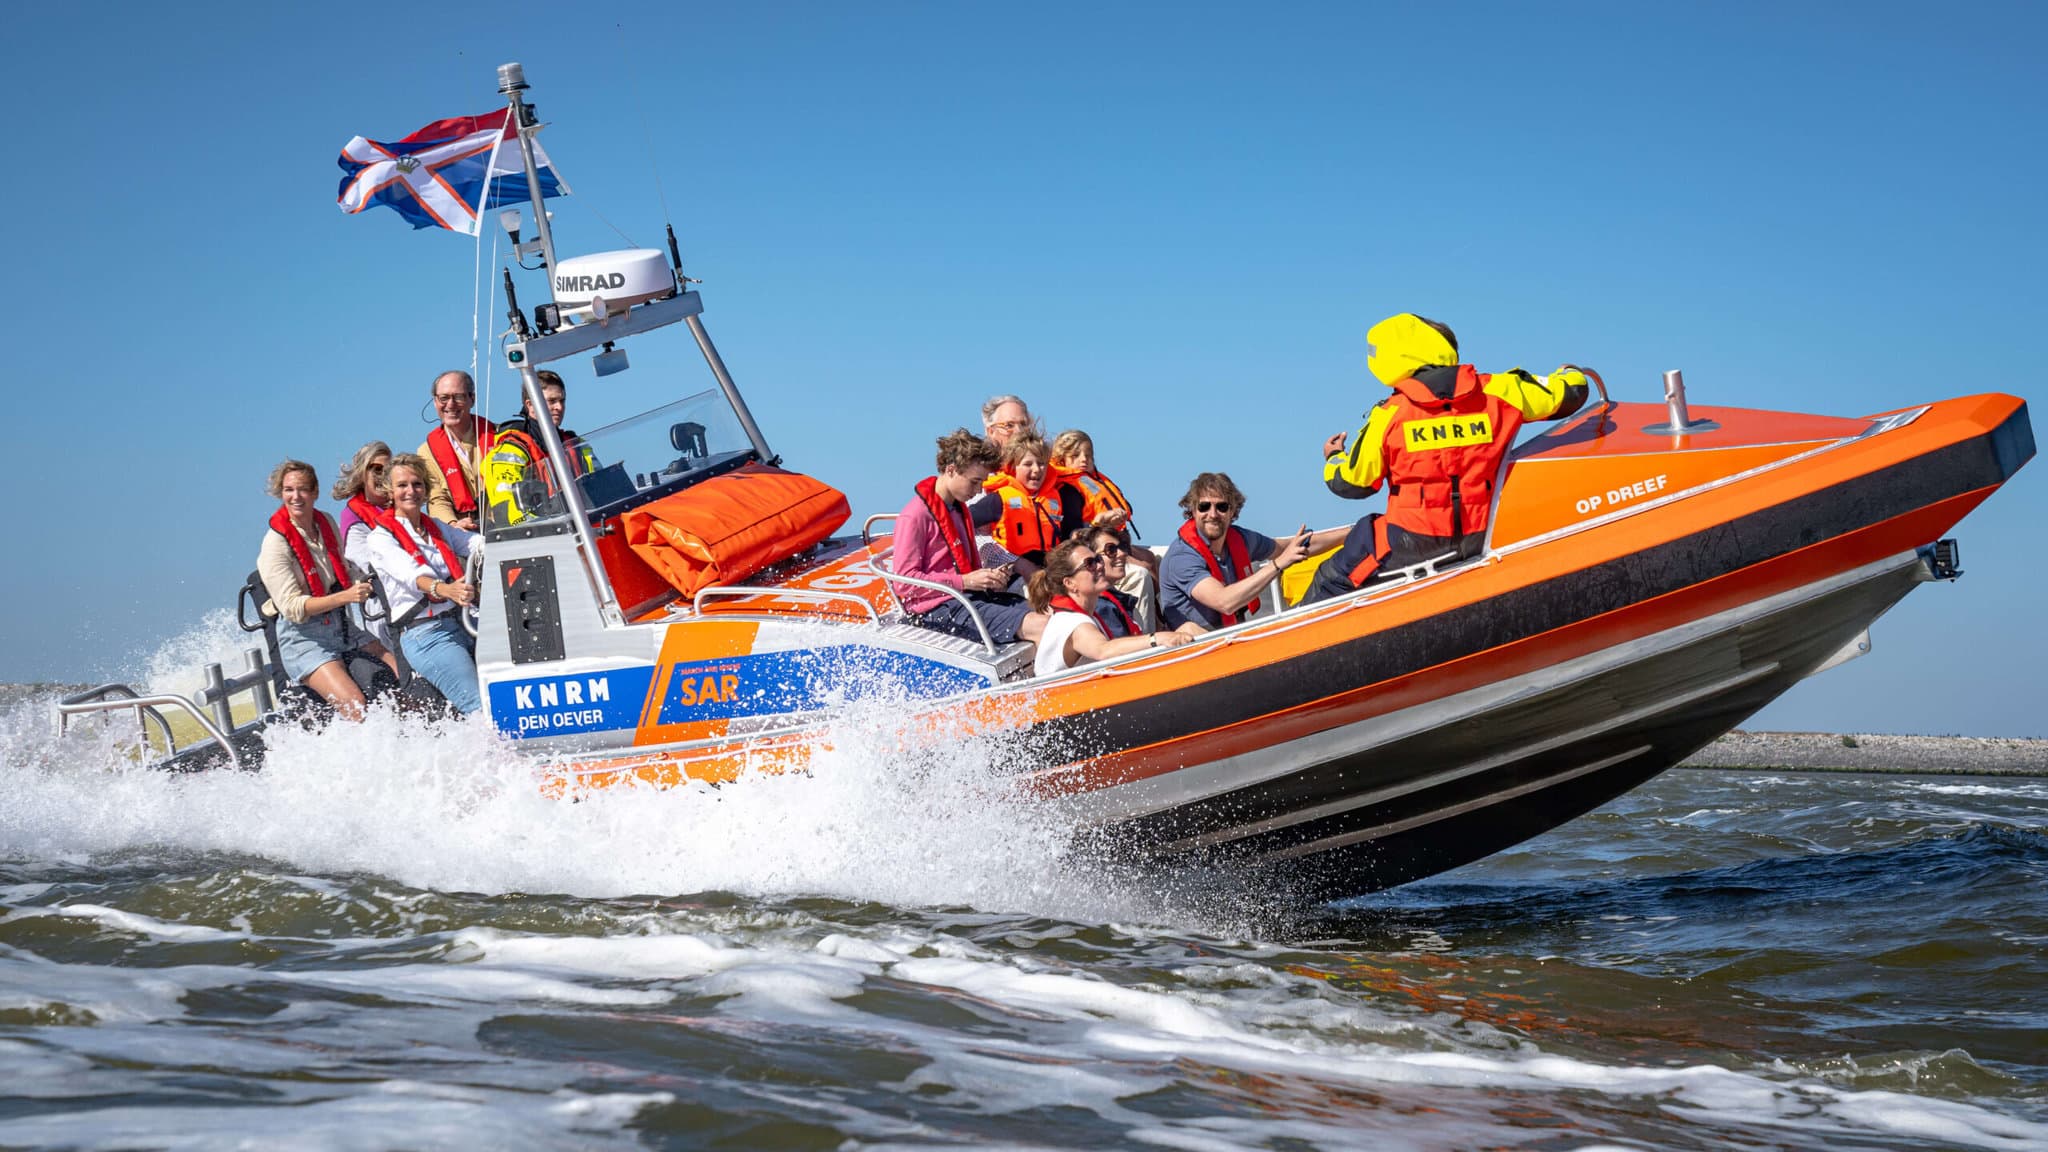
[{"xmin": 337, "ymin": 108, "xmax": 567, "ymax": 234}]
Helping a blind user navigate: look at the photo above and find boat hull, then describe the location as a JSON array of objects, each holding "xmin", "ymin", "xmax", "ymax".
[
  {"xmin": 501, "ymin": 393, "xmax": 2037, "ymax": 897},
  {"xmin": 1093, "ymin": 548, "xmax": 1930, "ymax": 898}
]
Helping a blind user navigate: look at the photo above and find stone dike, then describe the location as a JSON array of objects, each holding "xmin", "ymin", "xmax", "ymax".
[{"xmin": 1682, "ymin": 730, "xmax": 2048, "ymax": 776}]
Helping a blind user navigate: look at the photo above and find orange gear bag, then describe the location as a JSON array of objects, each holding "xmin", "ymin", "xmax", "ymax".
[{"xmin": 623, "ymin": 464, "xmax": 851, "ymax": 599}]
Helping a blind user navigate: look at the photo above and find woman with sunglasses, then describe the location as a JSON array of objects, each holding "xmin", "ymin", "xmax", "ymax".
[
  {"xmin": 1027, "ymin": 539, "xmax": 1192, "ymax": 676},
  {"xmin": 1081, "ymin": 525, "xmax": 1171, "ymax": 638},
  {"xmin": 331, "ymin": 440, "xmax": 404, "ymax": 670},
  {"xmin": 1159, "ymin": 472, "xmax": 1349, "ymax": 632}
]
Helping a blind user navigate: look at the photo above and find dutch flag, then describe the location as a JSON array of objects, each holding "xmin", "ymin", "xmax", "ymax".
[{"xmin": 336, "ymin": 108, "xmax": 568, "ymax": 234}]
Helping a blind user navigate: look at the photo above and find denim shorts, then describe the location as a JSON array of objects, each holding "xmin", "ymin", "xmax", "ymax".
[{"xmin": 276, "ymin": 610, "xmax": 360, "ymax": 683}]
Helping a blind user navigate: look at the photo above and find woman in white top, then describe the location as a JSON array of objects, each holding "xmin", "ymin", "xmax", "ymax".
[
  {"xmin": 1027, "ymin": 538, "xmax": 1192, "ymax": 677},
  {"xmin": 363, "ymin": 454, "xmax": 482, "ymax": 714},
  {"xmin": 255, "ymin": 459, "xmax": 390, "ymax": 719}
]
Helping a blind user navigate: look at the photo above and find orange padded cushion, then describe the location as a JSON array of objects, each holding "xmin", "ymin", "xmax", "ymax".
[{"xmin": 623, "ymin": 464, "xmax": 851, "ymax": 599}]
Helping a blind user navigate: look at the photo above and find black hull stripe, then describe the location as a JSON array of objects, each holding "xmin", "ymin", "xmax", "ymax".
[
  {"xmin": 1126, "ymin": 554, "xmax": 1922, "ymax": 849},
  {"xmin": 1030, "ymin": 410, "xmax": 2030, "ymax": 766}
]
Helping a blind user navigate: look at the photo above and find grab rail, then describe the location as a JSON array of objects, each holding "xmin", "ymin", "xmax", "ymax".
[
  {"xmin": 865, "ymin": 547, "xmax": 998, "ymax": 656},
  {"xmin": 462, "ymin": 545, "xmax": 483, "ymax": 639},
  {"xmin": 198, "ymin": 649, "xmax": 277, "ymax": 733},
  {"xmin": 56, "ymin": 684, "xmax": 242, "ymax": 771},
  {"xmin": 693, "ymin": 585, "xmax": 882, "ymax": 625},
  {"xmin": 861, "ymin": 513, "xmax": 898, "ymax": 548}
]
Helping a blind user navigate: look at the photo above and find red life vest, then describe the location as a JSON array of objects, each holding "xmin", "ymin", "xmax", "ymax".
[
  {"xmin": 345, "ymin": 495, "xmax": 382, "ymax": 550},
  {"xmin": 1048, "ymin": 592, "xmax": 1119, "ymax": 643},
  {"xmin": 1176, "ymin": 519, "xmax": 1258, "ymax": 624},
  {"xmin": 426, "ymin": 419, "xmax": 495, "ymax": 516},
  {"xmin": 912, "ymin": 476, "xmax": 980, "ymax": 576},
  {"xmin": 1059, "ymin": 592, "xmax": 1138, "ymax": 639},
  {"xmin": 1378, "ymin": 365, "xmax": 1523, "ymax": 540},
  {"xmin": 382, "ymin": 513, "xmax": 466, "ymax": 587},
  {"xmin": 268, "ymin": 507, "xmax": 345, "ymax": 599}
]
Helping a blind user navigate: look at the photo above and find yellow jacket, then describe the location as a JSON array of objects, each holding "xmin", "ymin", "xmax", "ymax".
[
  {"xmin": 482, "ymin": 428, "xmax": 597, "ymax": 527},
  {"xmin": 1325, "ymin": 313, "xmax": 1584, "ymax": 498}
]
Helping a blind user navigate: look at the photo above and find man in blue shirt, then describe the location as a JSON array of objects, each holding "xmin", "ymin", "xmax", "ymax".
[{"xmin": 1158, "ymin": 472, "xmax": 1347, "ymax": 631}]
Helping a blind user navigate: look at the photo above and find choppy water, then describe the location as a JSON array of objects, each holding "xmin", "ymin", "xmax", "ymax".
[{"xmin": 3, "ymin": 619, "xmax": 2045, "ymax": 1149}]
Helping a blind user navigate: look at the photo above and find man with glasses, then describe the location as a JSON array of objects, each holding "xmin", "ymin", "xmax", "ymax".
[
  {"xmin": 418, "ymin": 370, "xmax": 494, "ymax": 531},
  {"xmin": 1159, "ymin": 472, "xmax": 1349, "ymax": 632},
  {"xmin": 969, "ymin": 394, "xmax": 1037, "ymax": 525}
]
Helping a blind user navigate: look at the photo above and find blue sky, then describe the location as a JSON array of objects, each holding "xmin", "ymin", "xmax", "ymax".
[{"xmin": 9, "ymin": 2, "xmax": 2043, "ymax": 735}]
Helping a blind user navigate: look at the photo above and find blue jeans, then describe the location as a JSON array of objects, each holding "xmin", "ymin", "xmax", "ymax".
[
  {"xmin": 400, "ymin": 613, "xmax": 481, "ymax": 714},
  {"xmin": 910, "ymin": 592, "xmax": 1031, "ymax": 645}
]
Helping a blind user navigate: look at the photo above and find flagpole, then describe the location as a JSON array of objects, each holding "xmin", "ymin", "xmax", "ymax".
[{"xmin": 497, "ymin": 63, "xmax": 558, "ymax": 304}]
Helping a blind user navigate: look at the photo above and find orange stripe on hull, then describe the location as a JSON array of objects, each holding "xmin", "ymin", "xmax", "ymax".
[{"xmin": 1026, "ymin": 487, "xmax": 1994, "ymax": 796}]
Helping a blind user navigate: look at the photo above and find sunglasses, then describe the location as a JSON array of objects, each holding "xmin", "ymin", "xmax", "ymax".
[
  {"xmin": 433, "ymin": 394, "xmax": 473, "ymax": 405},
  {"xmin": 1080, "ymin": 556, "xmax": 1106, "ymax": 574},
  {"xmin": 1098, "ymin": 542, "xmax": 1127, "ymax": 557},
  {"xmin": 1196, "ymin": 500, "xmax": 1233, "ymax": 514}
]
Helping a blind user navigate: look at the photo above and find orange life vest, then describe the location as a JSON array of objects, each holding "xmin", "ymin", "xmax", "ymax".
[
  {"xmin": 1378, "ymin": 365, "xmax": 1523, "ymax": 540},
  {"xmin": 913, "ymin": 476, "xmax": 980, "ymax": 576},
  {"xmin": 989, "ymin": 480, "xmax": 1061, "ymax": 557},
  {"xmin": 1176, "ymin": 519, "xmax": 1258, "ymax": 624},
  {"xmin": 426, "ymin": 419, "xmax": 495, "ymax": 516},
  {"xmin": 268, "ymin": 507, "xmax": 345, "ymax": 599},
  {"xmin": 1067, "ymin": 468, "xmax": 1135, "ymax": 533}
]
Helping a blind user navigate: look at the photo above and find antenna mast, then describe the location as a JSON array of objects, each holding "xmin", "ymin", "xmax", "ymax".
[{"xmin": 497, "ymin": 62, "xmax": 559, "ymax": 303}]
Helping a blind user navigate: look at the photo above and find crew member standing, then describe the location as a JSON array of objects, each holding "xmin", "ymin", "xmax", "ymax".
[{"xmin": 1301, "ymin": 313, "xmax": 1588, "ymax": 604}]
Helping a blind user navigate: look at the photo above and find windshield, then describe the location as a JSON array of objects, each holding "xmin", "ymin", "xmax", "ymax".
[{"xmin": 484, "ymin": 387, "xmax": 756, "ymax": 533}]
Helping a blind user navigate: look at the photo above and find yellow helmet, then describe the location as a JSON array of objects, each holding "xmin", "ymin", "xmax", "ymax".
[{"xmin": 1366, "ymin": 313, "xmax": 1458, "ymax": 387}]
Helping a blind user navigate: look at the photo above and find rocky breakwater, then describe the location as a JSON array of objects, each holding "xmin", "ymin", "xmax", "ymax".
[{"xmin": 1684, "ymin": 730, "xmax": 2048, "ymax": 776}]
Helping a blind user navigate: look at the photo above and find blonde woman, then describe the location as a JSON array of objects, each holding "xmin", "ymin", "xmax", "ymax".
[
  {"xmin": 255, "ymin": 459, "xmax": 388, "ymax": 719},
  {"xmin": 363, "ymin": 454, "xmax": 482, "ymax": 714}
]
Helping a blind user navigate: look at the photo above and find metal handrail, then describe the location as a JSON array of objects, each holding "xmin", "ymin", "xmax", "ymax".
[
  {"xmin": 461, "ymin": 544, "xmax": 484, "ymax": 638},
  {"xmin": 693, "ymin": 585, "xmax": 882, "ymax": 625},
  {"xmin": 55, "ymin": 684, "xmax": 174, "ymax": 750},
  {"xmin": 861, "ymin": 513, "xmax": 898, "ymax": 548},
  {"xmin": 864, "ymin": 547, "xmax": 999, "ymax": 656},
  {"xmin": 56, "ymin": 686, "xmax": 242, "ymax": 770}
]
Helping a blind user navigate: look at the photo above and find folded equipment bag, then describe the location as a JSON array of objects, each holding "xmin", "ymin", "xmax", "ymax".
[{"xmin": 623, "ymin": 464, "xmax": 851, "ymax": 599}]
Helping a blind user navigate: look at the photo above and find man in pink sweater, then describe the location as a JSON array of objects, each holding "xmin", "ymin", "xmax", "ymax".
[{"xmin": 892, "ymin": 429, "xmax": 1045, "ymax": 647}]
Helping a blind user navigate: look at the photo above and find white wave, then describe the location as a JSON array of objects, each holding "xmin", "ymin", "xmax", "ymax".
[
  {"xmin": 1, "ymin": 613, "xmax": 1158, "ymax": 922},
  {"xmin": 5, "ymin": 890, "xmax": 2045, "ymax": 1151},
  {"xmin": 0, "ymin": 1085, "xmax": 670, "ymax": 1152},
  {"xmin": 8, "ymin": 903, "xmax": 245, "ymax": 942}
]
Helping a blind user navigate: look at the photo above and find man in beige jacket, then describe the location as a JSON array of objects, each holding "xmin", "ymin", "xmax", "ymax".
[{"xmin": 417, "ymin": 370, "xmax": 493, "ymax": 530}]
